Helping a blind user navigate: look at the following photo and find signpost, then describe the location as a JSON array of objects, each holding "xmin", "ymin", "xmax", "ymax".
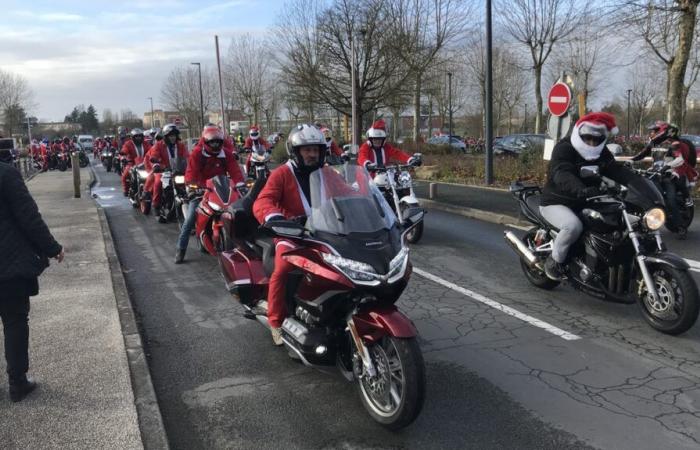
[{"xmin": 544, "ymin": 75, "xmax": 574, "ymax": 160}]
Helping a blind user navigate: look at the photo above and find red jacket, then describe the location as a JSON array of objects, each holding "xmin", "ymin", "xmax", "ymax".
[
  {"xmin": 244, "ymin": 136, "xmax": 269, "ymax": 150},
  {"xmin": 185, "ymin": 143, "xmax": 244, "ymax": 186},
  {"xmin": 145, "ymin": 141, "xmax": 188, "ymax": 171},
  {"xmin": 121, "ymin": 140, "xmax": 151, "ymax": 165},
  {"xmin": 670, "ymin": 139, "xmax": 699, "ymax": 181},
  {"xmin": 357, "ymin": 141, "xmax": 410, "ymax": 168},
  {"xmin": 253, "ymin": 161, "xmax": 310, "ymax": 223},
  {"xmin": 327, "ymin": 140, "xmax": 342, "ymax": 157}
]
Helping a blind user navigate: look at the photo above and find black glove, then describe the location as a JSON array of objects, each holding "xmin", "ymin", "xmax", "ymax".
[
  {"xmin": 365, "ymin": 162, "xmax": 377, "ymax": 171},
  {"xmin": 580, "ymin": 186, "xmax": 603, "ymax": 199}
]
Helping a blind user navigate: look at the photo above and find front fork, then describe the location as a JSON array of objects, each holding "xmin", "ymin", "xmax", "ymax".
[
  {"xmin": 623, "ymin": 211, "xmax": 659, "ymax": 303},
  {"xmin": 347, "ymin": 317, "xmax": 377, "ymax": 378}
]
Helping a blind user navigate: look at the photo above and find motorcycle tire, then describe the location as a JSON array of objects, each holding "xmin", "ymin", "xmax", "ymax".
[
  {"xmin": 79, "ymin": 156, "xmax": 89, "ymax": 168},
  {"xmin": 519, "ymin": 228, "xmax": 560, "ymax": 290},
  {"xmin": 140, "ymin": 190, "xmax": 151, "ymax": 215},
  {"xmin": 216, "ymin": 227, "xmax": 235, "ymax": 252},
  {"xmin": 637, "ymin": 264, "xmax": 699, "ymax": 335},
  {"xmin": 357, "ymin": 336, "xmax": 425, "ymax": 430},
  {"xmin": 106, "ymin": 160, "xmax": 112, "ymax": 172},
  {"xmin": 680, "ymin": 204, "xmax": 694, "ymax": 229},
  {"xmin": 58, "ymin": 160, "xmax": 67, "ymax": 172}
]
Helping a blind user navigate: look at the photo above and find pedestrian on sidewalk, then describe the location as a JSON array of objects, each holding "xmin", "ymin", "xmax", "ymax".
[{"xmin": 0, "ymin": 155, "xmax": 65, "ymax": 402}]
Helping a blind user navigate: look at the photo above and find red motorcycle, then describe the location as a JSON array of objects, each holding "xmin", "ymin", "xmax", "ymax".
[
  {"xmin": 193, "ymin": 175, "xmax": 247, "ymax": 255},
  {"xmin": 219, "ymin": 164, "xmax": 426, "ymax": 430}
]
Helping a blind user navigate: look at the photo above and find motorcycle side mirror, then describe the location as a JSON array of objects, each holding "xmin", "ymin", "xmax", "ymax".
[
  {"xmin": 580, "ymin": 165, "xmax": 600, "ymax": 179},
  {"xmin": 263, "ymin": 220, "xmax": 305, "ymax": 237}
]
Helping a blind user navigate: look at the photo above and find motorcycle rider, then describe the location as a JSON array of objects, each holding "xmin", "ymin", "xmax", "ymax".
[
  {"xmin": 116, "ymin": 126, "xmax": 130, "ymax": 149},
  {"xmin": 144, "ymin": 124, "xmax": 188, "ymax": 215},
  {"xmin": 120, "ymin": 128, "xmax": 151, "ymax": 196},
  {"xmin": 358, "ymin": 119, "xmax": 421, "ymax": 173},
  {"xmin": 244, "ymin": 125, "xmax": 271, "ymax": 176},
  {"xmin": 631, "ymin": 121, "xmax": 698, "ymax": 238},
  {"xmin": 252, "ymin": 124, "xmax": 327, "ymax": 345},
  {"xmin": 540, "ymin": 112, "xmax": 639, "ymax": 281},
  {"xmin": 321, "ymin": 127, "xmax": 342, "ymax": 158},
  {"xmin": 176, "ymin": 125, "xmax": 245, "ymax": 264}
]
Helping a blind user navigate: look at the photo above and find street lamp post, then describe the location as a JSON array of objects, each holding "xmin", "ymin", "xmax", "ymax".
[
  {"xmin": 191, "ymin": 62, "xmax": 205, "ymax": 131},
  {"xmin": 447, "ymin": 72, "xmax": 453, "ymax": 139},
  {"xmin": 626, "ymin": 89, "xmax": 632, "ymax": 139},
  {"xmin": 523, "ymin": 104, "xmax": 528, "ymax": 133},
  {"xmin": 484, "ymin": 0, "xmax": 494, "ymax": 184},
  {"xmin": 147, "ymin": 97, "xmax": 154, "ymax": 129}
]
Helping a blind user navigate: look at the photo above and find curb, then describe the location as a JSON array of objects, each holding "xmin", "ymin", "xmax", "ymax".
[
  {"xmin": 93, "ymin": 167, "xmax": 170, "ymax": 449},
  {"xmin": 418, "ymin": 197, "xmax": 529, "ymax": 228}
]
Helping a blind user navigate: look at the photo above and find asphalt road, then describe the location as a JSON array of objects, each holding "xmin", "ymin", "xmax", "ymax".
[{"xmin": 92, "ymin": 158, "xmax": 700, "ymax": 449}]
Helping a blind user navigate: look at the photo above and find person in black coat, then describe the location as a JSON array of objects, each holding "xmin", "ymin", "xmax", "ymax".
[
  {"xmin": 540, "ymin": 112, "xmax": 638, "ymax": 281},
  {"xmin": 0, "ymin": 149, "xmax": 64, "ymax": 402}
]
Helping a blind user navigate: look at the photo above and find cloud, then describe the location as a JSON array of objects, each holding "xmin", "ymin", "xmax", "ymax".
[{"xmin": 37, "ymin": 13, "xmax": 84, "ymax": 22}]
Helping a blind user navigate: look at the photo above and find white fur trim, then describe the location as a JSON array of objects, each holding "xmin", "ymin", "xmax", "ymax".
[
  {"xmin": 265, "ymin": 213, "xmax": 284, "ymax": 222},
  {"xmin": 571, "ymin": 123, "xmax": 605, "ymax": 161}
]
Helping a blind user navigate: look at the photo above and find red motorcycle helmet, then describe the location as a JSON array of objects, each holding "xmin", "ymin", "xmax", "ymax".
[{"xmin": 647, "ymin": 120, "xmax": 679, "ymax": 145}]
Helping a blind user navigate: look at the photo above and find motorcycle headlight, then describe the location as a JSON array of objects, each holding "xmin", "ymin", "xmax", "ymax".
[
  {"xmin": 322, "ymin": 252, "xmax": 378, "ymax": 283},
  {"xmin": 397, "ymin": 171, "xmax": 412, "ymax": 188},
  {"xmin": 643, "ymin": 207, "xmax": 666, "ymax": 230},
  {"xmin": 137, "ymin": 170, "xmax": 149, "ymax": 179},
  {"xmin": 174, "ymin": 175, "xmax": 185, "ymax": 184},
  {"xmin": 208, "ymin": 200, "xmax": 222, "ymax": 212}
]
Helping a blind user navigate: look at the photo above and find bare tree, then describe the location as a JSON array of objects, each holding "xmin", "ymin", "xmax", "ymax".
[
  {"xmin": 273, "ymin": 0, "xmax": 411, "ymax": 143},
  {"xmin": 385, "ymin": 0, "xmax": 470, "ymax": 143},
  {"xmin": 499, "ymin": 0, "xmax": 578, "ymax": 133},
  {"xmin": 617, "ymin": 0, "xmax": 700, "ymax": 126},
  {"xmin": 630, "ymin": 64, "xmax": 661, "ymax": 135},
  {"xmin": 0, "ymin": 69, "xmax": 35, "ymax": 136},
  {"xmin": 160, "ymin": 65, "xmax": 217, "ymax": 134},
  {"xmin": 225, "ymin": 34, "xmax": 269, "ymax": 126}
]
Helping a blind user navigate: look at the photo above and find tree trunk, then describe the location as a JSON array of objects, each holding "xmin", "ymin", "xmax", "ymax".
[
  {"xmin": 392, "ymin": 109, "xmax": 400, "ymax": 141},
  {"xmin": 427, "ymin": 97, "xmax": 433, "ymax": 138},
  {"xmin": 667, "ymin": 2, "xmax": 697, "ymax": 127},
  {"xmin": 508, "ymin": 108, "xmax": 513, "ymax": 134},
  {"xmin": 413, "ymin": 73, "xmax": 422, "ymax": 144},
  {"xmin": 534, "ymin": 64, "xmax": 543, "ymax": 134}
]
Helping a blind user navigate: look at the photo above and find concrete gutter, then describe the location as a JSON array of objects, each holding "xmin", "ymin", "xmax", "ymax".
[{"xmin": 419, "ymin": 197, "xmax": 528, "ymax": 228}]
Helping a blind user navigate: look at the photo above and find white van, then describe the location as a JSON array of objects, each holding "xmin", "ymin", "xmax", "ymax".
[{"xmin": 78, "ymin": 135, "xmax": 94, "ymax": 150}]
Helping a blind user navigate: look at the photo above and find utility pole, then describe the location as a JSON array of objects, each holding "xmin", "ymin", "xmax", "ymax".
[
  {"xmin": 215, "ymin": 35, "xmax": 227, "ymax": 136},
  {"xmin": 191, "ymin": 62, "xmax": 205, "ymax": 131},
  {"xmin": 626, "ymin": 89, "xmax": 632, "ymax": 140},
  {"xmin": 524, "ymin": 103, "xmax": 528, "ymax": 133},
  {"xmin": 147, "ymin": 97, "xmax": 154, "ymax": 128},
  {"xmin": 447, "ymin": 72, "xmax": 453, "ymax": 139},
  {"xmin": 484, "ymin": 0, "xmax": 494, "ymax": 184}
]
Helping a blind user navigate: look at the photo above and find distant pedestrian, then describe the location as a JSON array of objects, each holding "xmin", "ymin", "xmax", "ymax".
[{"xmin": 0, "ymin": 153, "xmax": 64, "ymax": 402}]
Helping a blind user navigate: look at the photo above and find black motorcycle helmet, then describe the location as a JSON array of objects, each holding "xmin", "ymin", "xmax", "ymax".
[
  {"xmin": 647, "ymin": 120, "xmax": 679, "ymax": 145},
  {"xmin": 286, "ymin": 124, "xmax": 326, "ymax": 173}
]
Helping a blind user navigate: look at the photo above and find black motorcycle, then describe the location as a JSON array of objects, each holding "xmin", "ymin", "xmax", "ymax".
[
  {"xmin": 77, "ymin": 148, "xmax": 89, "ymax": 168},
  {"xmin": 636, "ymin": 160, "xmax": 694, "ymax": 233},
  {"xmin": 157, "ymin": 159, "xmax": 188, "ymax": 224},
  {"xmin": 504, "ymin": 165, "xmax": 699, "ymax": 335},
  {"xmin": 127, "ymin": 163, "xmax": 150, "ymax": 213},
  {"xmin": 101, "ymin": 147, "xmax": 115, "ymax": 172}
]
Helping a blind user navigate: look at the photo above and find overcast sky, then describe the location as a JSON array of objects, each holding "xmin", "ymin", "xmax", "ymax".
[{"xmin": 1, "ymin": 0, "xmax": 281, "ymax": 121}]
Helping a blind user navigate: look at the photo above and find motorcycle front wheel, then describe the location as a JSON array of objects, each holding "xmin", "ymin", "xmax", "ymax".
[
  {"xmin": 637, "ymin": 264, "xmax": 700, "ymax": 335},
  {"xmin": 139, "ymin": 189, "xmax": 151, "ymax": 215},
  {"xmin": 357, "ymin": 336, "xmax": 425, "ymax": 430},
  {"xmin": 58, "ymin": 160, "xmax": 67, "ymax": 171}
]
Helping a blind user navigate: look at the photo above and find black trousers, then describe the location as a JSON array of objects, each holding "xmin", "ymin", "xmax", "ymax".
[{"xmin": 0, "ymin": 296, "xmax": 30, "ymax": 383}]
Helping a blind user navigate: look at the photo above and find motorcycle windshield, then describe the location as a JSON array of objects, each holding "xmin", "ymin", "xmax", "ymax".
[
  {"xmin": 211, "ymin": 175, "xmax": 231, "ymax": 204},
  {"xmin": 625, "ymin": 176, "xmax": 665, "ymax": 211},
  {"xmin": 308, "ymin": 164, "xmax": 396, "ymax": 235}
]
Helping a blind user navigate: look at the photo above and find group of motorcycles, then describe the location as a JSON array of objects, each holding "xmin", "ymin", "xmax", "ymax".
[
  {"xmin": 99, "ymin": 143, "xmax": 428, "ymax": 429},
  {"xmin": 32, "ymin": 145, "xmax": 89, "ymax": 172}
]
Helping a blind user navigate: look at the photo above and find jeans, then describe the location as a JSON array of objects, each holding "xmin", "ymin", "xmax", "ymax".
[
  {"xmin": 0, "ymin": 296, "xmax": 30, "ymax": 383},
  {"xmin": 539, "ymin": 205, "xmax": 583, "ymax": 264},
  {"xmin": 177, "ymin": 198, "xmax": 200, "ymax": 251}
]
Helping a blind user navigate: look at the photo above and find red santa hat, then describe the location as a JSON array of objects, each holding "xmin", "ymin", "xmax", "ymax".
[
  {"xmin": 367, "ymin": 119, "xmax": 387, "ymax": 139},
  {"xmin": 575, "ymin": 112, "xmax": 619, "ymax": 136},
  {"xmin": 371, "ymin": 119, "xmax": 386, "ymax": 131}
]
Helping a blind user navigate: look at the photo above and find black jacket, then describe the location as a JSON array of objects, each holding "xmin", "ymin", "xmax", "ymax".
[
  {"xmin": 0, "ymin": 162, "xmax": 61, "ymax": 287},
  {"xmin": 541, "ymin": 138, "xmax": 637, "ymax": 209}
]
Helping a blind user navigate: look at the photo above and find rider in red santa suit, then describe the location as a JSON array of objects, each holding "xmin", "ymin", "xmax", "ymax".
[
  {"xmin": 174, "ymin": 125, "xmax": 245, "ymax": 263},
  {"xmin": 244, "ymin": 125, "xmax": 271, "ymax": 175},
  {"xmin": 252, "ymin": 124, "xmax": 327, "ymax": 345},
  {"xmin": 321, "ymin": 127, "xmax": 342, "ymax": 157},
  {"xmin": 120, "ymin": 128, "xmax": 151, "ymax": 196},
  {"xmin": 144, "ymin": 124, "xmax": 188, "ymax": 215},
  {"xmin": 357, "ymin": 119, "xmax": 421, "ymax": 174}
]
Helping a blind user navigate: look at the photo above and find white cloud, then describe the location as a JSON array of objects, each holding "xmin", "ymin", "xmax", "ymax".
[{"xmin": 37, "ymin": 13, "xmax": 84, "ymax": 22}]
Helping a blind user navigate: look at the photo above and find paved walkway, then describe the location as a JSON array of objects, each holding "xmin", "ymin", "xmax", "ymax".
[{"xmin": 0, "ymin": 168, "xmax": 142, "ymax": 449}]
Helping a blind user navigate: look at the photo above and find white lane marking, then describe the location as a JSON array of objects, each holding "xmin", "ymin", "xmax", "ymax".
[
  {"xmin": 685, "ymin": 258, "xmax": 700, "ymax": 273},
  {"xmin": 550, "ymin": 96, "xmax": 568, "ymax": 103},
  {"xmin": 413, "ymin": 267, "xmax": 581, "ymax": 341}
]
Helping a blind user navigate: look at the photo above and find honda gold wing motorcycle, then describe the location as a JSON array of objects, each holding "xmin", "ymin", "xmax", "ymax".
[
  {"xmin": 219, "ymin": 164, "xmax": 426, "ymax": 429},
  {"xmin": 504, "ymin": 165, "xmax": 699, "ymax": 335}
]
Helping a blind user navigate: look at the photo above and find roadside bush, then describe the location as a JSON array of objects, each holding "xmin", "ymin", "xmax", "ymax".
[{"xmin": 419, "ymin": 153, "xmax": 548, "ymax": 187}]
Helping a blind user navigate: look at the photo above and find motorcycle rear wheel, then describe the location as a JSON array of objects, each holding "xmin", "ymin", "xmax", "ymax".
[
  {"xmin": 637, "ymin": 264, "xmax": 699, "ymax": 335},
  {"xmin": 140, "ymin": 190, "xmax": 151, "ymax": 215},
  {"xmin": 357, "ymin": 336, "xmax": 425, "ymax": 430},
  {"xmin": 519, "ymin": 228, "xmax": 560, "ymax": 290}
]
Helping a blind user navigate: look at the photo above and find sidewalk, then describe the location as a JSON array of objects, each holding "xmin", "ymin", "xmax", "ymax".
[{"xmin": 0, "ymin": 168, "xmax": 143, "ymax": 449}]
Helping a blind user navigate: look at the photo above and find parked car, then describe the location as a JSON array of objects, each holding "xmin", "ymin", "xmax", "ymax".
[
  {"xmin": 681, "ymin": 134, "xmax": 700, "ymax": 152},
  {"xmin": 493, "ymin": 134, "xmax": 545, "ymax": 156},
  {"xmin": 427, "ymin": 135, "xmax": 467, "ymax": 152},
  {"xmin": 77, "ymin": 135, "xmax": 94, "ymax": 151}
]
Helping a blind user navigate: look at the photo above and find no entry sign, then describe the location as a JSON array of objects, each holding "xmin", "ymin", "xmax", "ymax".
[{"xmin": 547, "ymin": 82, "xmax": 572, "ymax": 117}]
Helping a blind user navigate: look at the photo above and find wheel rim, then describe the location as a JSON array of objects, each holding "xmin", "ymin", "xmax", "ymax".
[
  {"xmin": 642, "ymin": 270, "xmax": 683, "ymax": 321},
  {"xmin": 359, "ymin": 338, "xmax": 405, "ymax": 418},
  {"xmin": 523, "ymin": 233, "xmax": 548, "ymax": 280}
]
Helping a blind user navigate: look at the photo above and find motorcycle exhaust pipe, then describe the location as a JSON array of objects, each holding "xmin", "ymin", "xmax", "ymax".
[{"xmin": 504, "ymin": 231, "xmax": 538, "ymax": 267}]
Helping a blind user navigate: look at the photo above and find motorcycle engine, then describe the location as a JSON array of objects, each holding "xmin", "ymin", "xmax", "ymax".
[{"xmin": 295, "ymin": 306, "xmax": 320, "ymax": 327}]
